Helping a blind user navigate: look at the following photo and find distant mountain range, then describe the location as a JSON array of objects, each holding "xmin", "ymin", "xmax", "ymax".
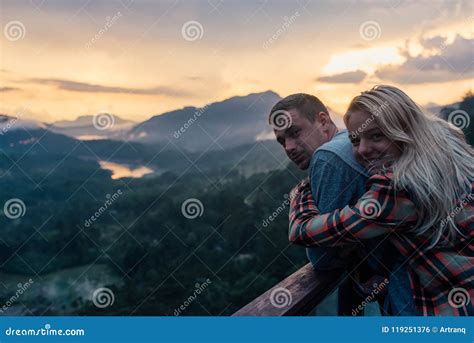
[
  {"xmin": 49, "ymin": 115, "xmax": 136, "ymax": 141},
  {"xmin": 0, "ymin": 90, "xmax": 460, "ymax": 179},
  {"xmin": 4, "ymin": 90, "xmax": 371, "ymax": 154},
  {"xmin": 126, "ymin": 90, "xmax": 282, "ymax": 151},
  {"xmin": 37, "ymin": 91, "xmax": 284, "ymax": 151}
]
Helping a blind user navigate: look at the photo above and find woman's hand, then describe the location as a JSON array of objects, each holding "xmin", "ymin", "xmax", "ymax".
[{"xmin": 289, "ymin": 177, "xmax": 311, "ymax": 203}]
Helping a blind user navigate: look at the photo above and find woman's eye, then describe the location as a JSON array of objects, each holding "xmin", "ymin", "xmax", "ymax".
[{"xmin": 371, "ymin": 133, "xmax": 383, "ymax": 140}]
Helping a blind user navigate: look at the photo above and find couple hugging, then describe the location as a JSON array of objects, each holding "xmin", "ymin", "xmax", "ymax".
[{"xmin": 270, "ymin": 85, "xmax": 473, "ymax": 316}]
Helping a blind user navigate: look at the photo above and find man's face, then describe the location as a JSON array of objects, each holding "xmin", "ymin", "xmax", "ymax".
[{"xmin": 273, "ymin": 108, "xmax": 329, "ymax": 170}]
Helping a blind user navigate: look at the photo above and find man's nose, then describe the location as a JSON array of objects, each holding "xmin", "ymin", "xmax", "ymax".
[{"xmin": 285, "ymin": 138, "xmax": 297, "ymax": 154}]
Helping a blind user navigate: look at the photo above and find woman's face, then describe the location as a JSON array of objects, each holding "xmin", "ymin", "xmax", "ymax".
[{"xmin": 346, "ymin": 110, "xmax": 402, "ymax": 174}]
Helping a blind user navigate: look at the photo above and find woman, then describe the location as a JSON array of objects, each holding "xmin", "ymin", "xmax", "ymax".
[{"xmin": 288, "ymin": 85, "xmax": 473, "ymax": 316}]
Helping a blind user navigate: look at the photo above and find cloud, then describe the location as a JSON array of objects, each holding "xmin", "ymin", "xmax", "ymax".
[
  {"xmin": 30, "ymin": 78, "xmax": 193, "ymax": 97},
  {"xmin": 419, "ymin": 36, "xmax": 446, "ymax": 50},
  {"xmin": 0, "ymin": 87, "xmax": 18, "ymax": 92},
  {"xmin": 186, "ymin": 76, "xmax": 204, "ymax": 81},
  {"xmin": 317, "ymin": 70, "xmax": 367, "ymax": 83},
  {"xmin": 375, "ymin": 35, "xmax": 474, "ymax": 84}
]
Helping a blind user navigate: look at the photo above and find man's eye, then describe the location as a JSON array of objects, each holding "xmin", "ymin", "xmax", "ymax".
[{"xmin": 291, "ymin": 129, "xmax": 301, "ymax": 137}]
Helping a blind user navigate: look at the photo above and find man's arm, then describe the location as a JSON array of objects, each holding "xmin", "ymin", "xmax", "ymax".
[{"xmin": 303, "ymin": 150, "xmax": 367, "ymax": 270}]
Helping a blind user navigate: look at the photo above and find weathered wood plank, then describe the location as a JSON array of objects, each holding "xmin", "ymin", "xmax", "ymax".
[{"xmin": 232, "ymin": 263, "xmax": 344, "ymax": 316}]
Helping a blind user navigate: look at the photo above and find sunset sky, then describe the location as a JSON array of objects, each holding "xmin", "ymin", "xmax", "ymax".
[{"xmin": 0, "ymin": 0, "xmax": 473, "ymax": 123}]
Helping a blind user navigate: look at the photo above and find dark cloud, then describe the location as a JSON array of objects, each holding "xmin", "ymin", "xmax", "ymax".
[
  {"xmin": 30, "ymin": 78, "xmax": 192, "ymax": 97},
  {"xmin": 375, "ymin": 35, "xmax": 474, "ymax": 84},
  {"xmin": 317, "ymin": 70, "xmax": 367, "ymax": 83},
  {"xmin": 186, "ymin": 76, "xmax": 204, "ymax": 81},
  {"xmin": 0, "ymin": 87, "xmax": 18, "ymax": 92},
  {"xmin": 419, "ymin": 36, "xmax": 446, "ymax": 50}
]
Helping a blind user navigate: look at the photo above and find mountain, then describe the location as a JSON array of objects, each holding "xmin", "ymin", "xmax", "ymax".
[
  {"xmin": 41, "ymin": 91, "xmax": 345, "ymax": 153},
  {"xmin": 0, "ymin": 126, "xmax": 187, "ymax": 170},
  {"xmin": 426, "ymin": 101, "xmax": 461, "ymax": 116},
  {"xmin": 127, "ymin": 91, "xmax": 282, "ymax": 152},
  {"xmin": 0, "ymin": 114, "xmax": 46, "ymax": 132},
  {"xmin": 49, "ymin": 114, "xmax": 136, "ymax": 140},
  {"xmin": 1, "ymin": 93, "xmax": 465, "ymax": 181},
  {"xmin": 0, "ymin": 121, "xmax": 286, "ymax": 178}
]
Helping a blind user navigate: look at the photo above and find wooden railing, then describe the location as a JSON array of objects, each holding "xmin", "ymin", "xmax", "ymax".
[{"xmin": 232, "ymin": 263, "xmax": 345, "ymax": 316}]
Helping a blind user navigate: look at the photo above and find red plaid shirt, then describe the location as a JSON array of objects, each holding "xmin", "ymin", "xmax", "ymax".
[{"xmin": 289, "ymin": 171, "xmax": 473, "ymax": 316}]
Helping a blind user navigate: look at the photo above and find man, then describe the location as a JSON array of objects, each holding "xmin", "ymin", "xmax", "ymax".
[{"xmin": 269, "ymin": 93, "xmax": 377, "ymax": 315}]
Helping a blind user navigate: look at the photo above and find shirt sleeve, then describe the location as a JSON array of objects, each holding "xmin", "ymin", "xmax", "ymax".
[
  {"xmin": 288, "ymin": 173, "xmax": 418, "ymax": 247},
  {"xmin": 305, "ymin": 150, "xmax": 368, "ymax": 269},
  {"xmin": 309, "ymin": 150, "xmax": 367, "ymax": 213}
]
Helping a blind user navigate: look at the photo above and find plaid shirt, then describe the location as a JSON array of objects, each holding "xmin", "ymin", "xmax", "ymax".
[{"xmin": 289, "ymin": 171, "xmax": 473, "ymax": 316}]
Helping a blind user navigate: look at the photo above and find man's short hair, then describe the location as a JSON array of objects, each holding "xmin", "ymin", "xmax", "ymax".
[{"xmin": 269, "ymin": 93, "xmax": 328, "ymax": 124}]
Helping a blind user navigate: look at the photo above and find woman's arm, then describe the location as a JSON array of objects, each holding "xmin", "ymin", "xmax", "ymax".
[{"xmin": 288, "ymin": 172, "xmax": 418, "ymax": 247}]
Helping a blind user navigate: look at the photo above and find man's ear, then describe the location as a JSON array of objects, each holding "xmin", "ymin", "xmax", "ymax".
[{"xmin": 317, "ymin": 111, "xmax": 330, "ymax": 126}]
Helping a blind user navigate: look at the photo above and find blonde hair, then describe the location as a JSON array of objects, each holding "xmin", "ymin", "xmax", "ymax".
[{"xmin": 344, "ymin": 85, "xmax": 474, "ymax": 248}]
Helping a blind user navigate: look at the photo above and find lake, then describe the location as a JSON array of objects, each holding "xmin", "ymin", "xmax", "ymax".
[{"xmin": 98, "ymin": 161, "xmax": 154, "ymax": 179}]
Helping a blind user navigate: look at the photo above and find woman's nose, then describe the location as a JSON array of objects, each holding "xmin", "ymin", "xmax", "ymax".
[{"xmin": 357, "ymin": 139, "xmax": 371, "ymax": 158}]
